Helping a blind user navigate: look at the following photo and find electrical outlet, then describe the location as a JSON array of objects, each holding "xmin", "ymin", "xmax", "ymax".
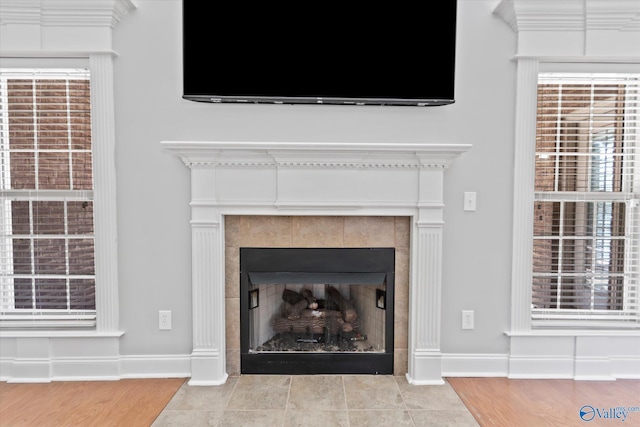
[
  {"xmin": 462, "ymin": 310, "xmax": 474, "ymax": 330},
  {"xmin": 159, "ymin": 310, "xmax": 172, "ymax": 330}
]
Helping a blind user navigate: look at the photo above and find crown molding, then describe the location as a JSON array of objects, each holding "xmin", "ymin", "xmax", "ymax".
[
  {"xmin": 495, "ymin": 0, "xmax": 640, "ymax": 32},
  {"xmin": 494, "ymin": 0, "xmax": 640, "ymax": 58},
  {"xmin": 0, "ymin": 0, "xmax": 136, "ymax": 53},
  {"xmin": 0, "ymin": 0, "xmax": 136, "ymax": 27}
]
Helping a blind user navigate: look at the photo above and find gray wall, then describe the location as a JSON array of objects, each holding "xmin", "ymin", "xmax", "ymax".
[{"xmin": 112, "ymin": 0, "xmax": 515, "ymax": 358}]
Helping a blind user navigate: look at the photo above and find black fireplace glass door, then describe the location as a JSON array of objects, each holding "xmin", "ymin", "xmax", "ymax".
[{"xmin": 240, "ymin": 248, "xmax": 394, "ymax": 375}]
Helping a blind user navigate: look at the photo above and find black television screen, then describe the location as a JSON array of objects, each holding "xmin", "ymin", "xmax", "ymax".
[{"xmin": 182, "ymin": 2, "xmax": 457, "ymax": 106}]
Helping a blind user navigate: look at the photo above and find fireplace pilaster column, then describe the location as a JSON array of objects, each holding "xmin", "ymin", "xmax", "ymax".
[
  {"xmin": 407, "ymin": 162, "xmax": 447, "ymax": 385},
  {"xmin": 188, "ymin": 167, "xmax": 228, "ymax": 385},
  {"xmin": 408, "ymin": 221, "xmax": 444, "ymax": 384}
]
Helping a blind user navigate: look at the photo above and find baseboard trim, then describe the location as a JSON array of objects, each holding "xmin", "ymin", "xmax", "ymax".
[
  {"xmin": 119, "ymin": 354, "xmax": 191, "ymax": 379},
  {"xmin": 1, "ymin": 354, "xmax": 191, "ymax": 383},
  {"xmin": 2, "ymin": 352, "xmax": 637, "ymax": 382},
  {"xmin": 441, "ymin": 352, "xmax": 640, "ymax": 380},
  {"xmin": 442, "ymin": 353, "xmax": 509, "ymax": 377}
]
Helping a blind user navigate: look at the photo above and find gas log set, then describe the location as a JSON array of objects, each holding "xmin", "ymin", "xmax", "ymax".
[{"xmin": 264, "ymin": 286, "xmax": 368, "ymax": 351}]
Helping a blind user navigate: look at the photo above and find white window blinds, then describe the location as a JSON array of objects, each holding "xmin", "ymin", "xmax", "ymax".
[
  {"xmin": 0, "ymin": 68, "xmax": 96, "ymax": 328},
  {"xmin": 532, "ymin": 73, "xmax": 640, "ymax": 328}
]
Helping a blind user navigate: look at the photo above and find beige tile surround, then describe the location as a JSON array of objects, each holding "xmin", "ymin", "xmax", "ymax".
[{"xmin": 224, "ymin": 215, "xmax": 410, "ymax": 376}]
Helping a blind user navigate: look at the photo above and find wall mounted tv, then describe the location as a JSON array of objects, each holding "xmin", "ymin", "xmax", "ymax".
[{"xmin": 182, "ymin": 2, "xmax": 457, "ymax": 107}]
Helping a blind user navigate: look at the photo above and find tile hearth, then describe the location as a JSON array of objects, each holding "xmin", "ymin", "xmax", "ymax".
[{"xmin": 152, "ymin": 375, "xmax": 479, "ymax": 427}]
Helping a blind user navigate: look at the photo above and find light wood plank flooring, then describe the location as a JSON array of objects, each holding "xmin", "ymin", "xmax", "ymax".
[
  {"xmin": 448, "ymin": 377, "xmax": 640, "ymax": 427},
  {"xmin": 0, "ymin": 378, "xmax": 185, "ymax": 427}
]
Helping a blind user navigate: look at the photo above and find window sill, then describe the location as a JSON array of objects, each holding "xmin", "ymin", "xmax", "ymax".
[
  {"xmin": 0, "ymin": 330, "xmax": 124, "ymax": 338},
  {"xmin": 505, "ymin": 330, "xmax": 640, "ymax": 337}
]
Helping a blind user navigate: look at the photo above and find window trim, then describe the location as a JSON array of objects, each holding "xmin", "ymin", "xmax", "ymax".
[
  {"xmin": 509, "ymin": 59, "xmax": 640, "ymax": 333},
  {"xmin": 88, "ymin": 53, "xmax": 120, "ymax": 334}
]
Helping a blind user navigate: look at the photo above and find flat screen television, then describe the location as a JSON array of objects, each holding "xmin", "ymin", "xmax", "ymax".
[{"xmin": 182, "ymin": 2, "xmax": 457, "ymax": 106}]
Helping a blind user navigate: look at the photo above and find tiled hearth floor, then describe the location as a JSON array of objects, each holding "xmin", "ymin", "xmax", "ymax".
[{"xmin": 152, "ymin": 375, "xmax": 479, "ymax": 426}]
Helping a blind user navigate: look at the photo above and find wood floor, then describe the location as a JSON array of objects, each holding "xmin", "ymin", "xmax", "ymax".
[
  {"xmin": 447, "ymin": 377, "xmax": 640, "ymax": 427},
  {"xmin": 1, "ymin": 376, "xmax": 638, "ymax": 426},
  {"xmin": 0, "ymin": 378, "xmax": 186, "ymax": 427}
]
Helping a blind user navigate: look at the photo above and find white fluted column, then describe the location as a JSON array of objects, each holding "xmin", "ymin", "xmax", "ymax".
[
  {"xmin": 510, "ymin": 57, "xmax": 539, "ymax": 333},
  {"xmin": 188, "ymin": 168, "xmax": 228, "ymax": 385},
  {"xmin": 90, "ymin": 53, "xmax": 120, "ymax": 333},
  {"xmin": 407, "ymin": 220, "xmax": 445, "ymax": 385},
  {"xmin": 407, "ymin": 163, "xmax": 447, "ymax": 385}
]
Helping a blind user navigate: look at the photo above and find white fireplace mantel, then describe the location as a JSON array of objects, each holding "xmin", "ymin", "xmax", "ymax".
[{"xmin": 162, "ymin": 140, "xmax": 471, "ymax": 385}]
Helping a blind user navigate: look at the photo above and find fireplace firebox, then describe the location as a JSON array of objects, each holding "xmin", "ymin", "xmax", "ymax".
[{"xmin": 240, "ymin": 247, "xmax": 395, "ymax": 374}]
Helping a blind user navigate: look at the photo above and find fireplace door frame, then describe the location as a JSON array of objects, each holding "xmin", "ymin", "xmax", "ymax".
[{"xmin": 240, "ymin": 247, "xmax": 395, "ymax": 374}]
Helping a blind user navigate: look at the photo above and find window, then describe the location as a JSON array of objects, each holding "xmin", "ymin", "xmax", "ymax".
[
  {"xmin": 0, "ymin": 68, "xmax": 96, "ymax": 328},
  {"xmin": 532, "ymin": 73, "xmax": 639, "ymax": 328}
]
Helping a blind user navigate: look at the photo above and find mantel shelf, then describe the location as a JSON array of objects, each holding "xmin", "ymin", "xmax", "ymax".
[{"xmin": 161, "ymin": 141, "xmax": 472, "ymax": 170}]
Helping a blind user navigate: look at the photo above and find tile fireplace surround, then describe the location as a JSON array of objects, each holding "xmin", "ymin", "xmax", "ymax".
[{"xmin": 162, "ymin": 141, "xmax": 471, "ymax": 386}]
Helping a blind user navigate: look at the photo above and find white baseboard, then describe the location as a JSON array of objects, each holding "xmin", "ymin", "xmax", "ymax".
[
  {"xmin": 442, "ymin": 351, "xmax": 640, "ymax": 380},
  {"xmin": 442, "ymin": 353, "xmax": 509, "ymax": 377},
  {"xmin": 507, "ymin": 334, "xmax": 640, "ymax": 380},
  {"xmin": 119, "ymin": 354, "xmax": 191, "ymax": 379},
  {"xmin": 1, "ymin": 354, "xmax": 191, "ymax": 383},
  {"xmin": 2, "ymin": 348, "xmax": 637, "ymax": 382}
]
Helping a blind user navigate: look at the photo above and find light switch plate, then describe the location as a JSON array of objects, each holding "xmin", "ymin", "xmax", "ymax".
[{"xmin": 464, "ymin": 192, "xmax": 477, "ymax": 211}]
